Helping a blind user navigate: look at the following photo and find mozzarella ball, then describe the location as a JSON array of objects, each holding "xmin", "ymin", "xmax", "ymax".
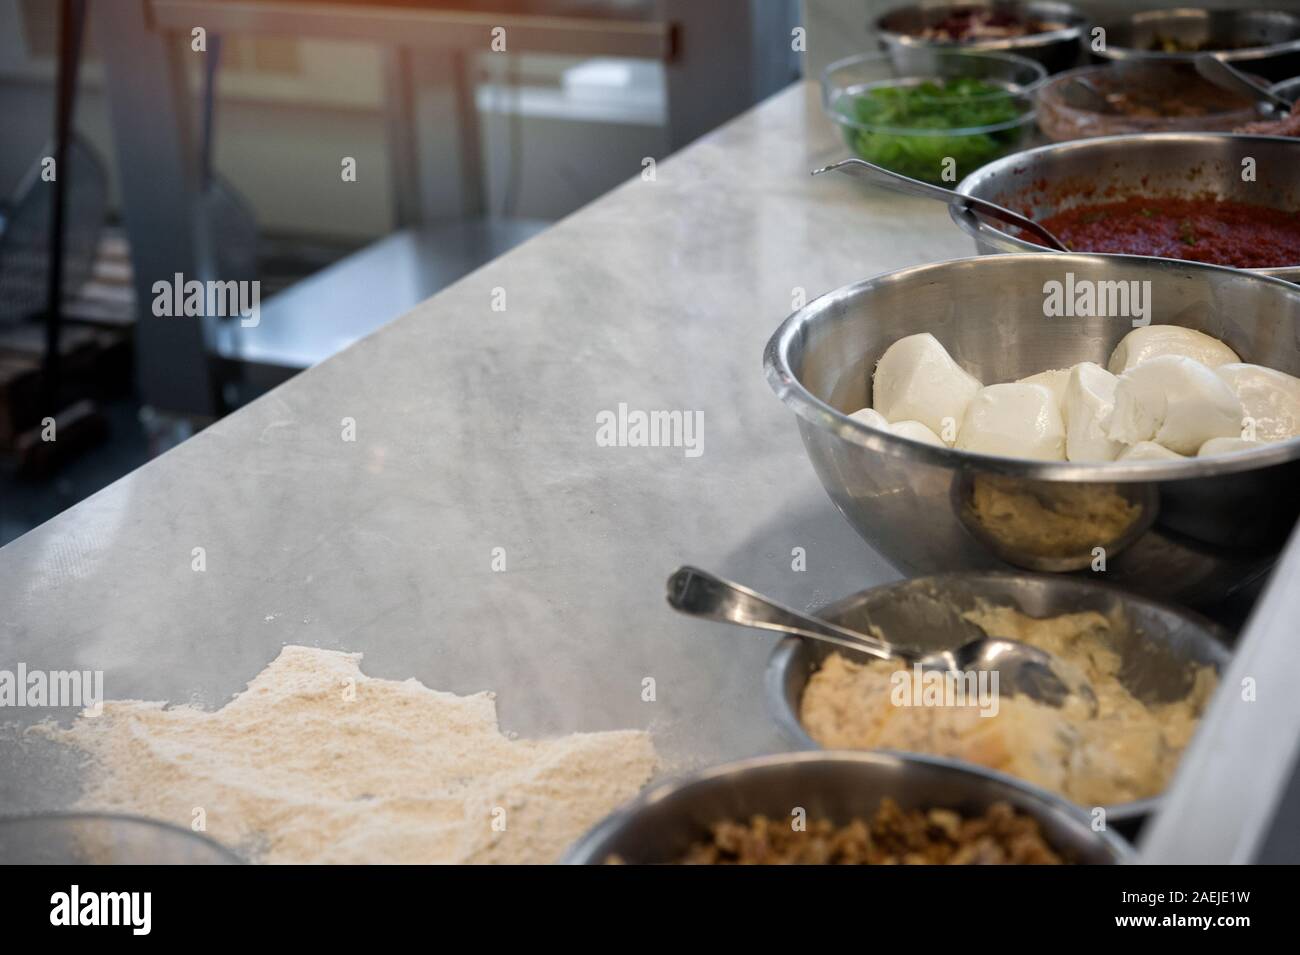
[
  {"xmin": 1214, "ymin": 363, "xmax": 1300, "ymax": 443},
  {"xmin": 1064, "ymin": 362, "xmax": 1123, "ymax": 462},
  {"xmin": 955, "ymin": 383, "xmax": 1066, "ymax": 461},
  {"xmin": 848, "ymin": 407, "xmax": 891, "ymax": 431},
  {"xmin": 1107, "ymin": 325, "xmax": 1239, "ymax": 374},
  {"xmin": 1105, "ymin": 355, "xmax": 1243, "ymax": 455},
  {"xmin": 1017, "ymin": 368, "xmax": 1071, "ymax": 422},
  {"xmin": 873, "ymin": 333, "xmax": 981, "ymax": 445},
  {"xmin": 1117, "ymin": 441, "xmax": 1186, "ymax": 462},
  {"xmin": 890, "ymin": 419, "xmax": 945, "ymax": 446},
  {"xmin": 1197, "ymin": 437, "xmax": 1261, "ymax": 457}
]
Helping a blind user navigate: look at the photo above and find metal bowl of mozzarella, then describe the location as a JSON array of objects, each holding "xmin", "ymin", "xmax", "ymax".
[{"xmin": 763, "ymin": 252, "xmax": 1300, "ymax": 607}]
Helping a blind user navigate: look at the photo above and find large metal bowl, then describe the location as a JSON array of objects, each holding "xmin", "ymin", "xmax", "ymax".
[
  {"xmin": 0, "ymin": 812, "xmax": 243, "ymax": 863},
  {"xmin": 952, "ymin": 133, "xmax": 1300, "ymax": 283},
  {"xmin": 764, "ymin": 572, "xmax": 1231, "ymax": 828},
  {"xmin": 876, "ymin": 1, "xmax": 1088, "ymax": 75},
  {"xmin": 763, "ymin": 253, "xmax": 1300, "ymax": 607},
  {"xmin": 561, "ymin": 751, "xmax": 1134, "ymax": 864},
  {"xmin": 1091, "ymin": 8, "xmax": 1300, "ymax": 82}
]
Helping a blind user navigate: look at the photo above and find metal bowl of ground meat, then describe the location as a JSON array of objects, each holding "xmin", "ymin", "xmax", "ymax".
[
  {"xmin": 1090, "ymin": 8, "xmax": 1300, "ymax": 82},
  {"xmin": 877, "ymin": 1, "xmax": 1089, "ymax": 75},
  {"xmin": 561, "ymin": 751, "xmax": 1134, "ymax": 864},
  {"xmin": 950, "ymin": 133, "xmax": 1300, "ymax": 282},
  {"xmin": 765, "ymin": 572, "xmax": 1231, "ymax": 833}
]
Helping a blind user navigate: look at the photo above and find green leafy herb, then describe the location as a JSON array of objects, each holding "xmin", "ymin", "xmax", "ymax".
[{"xmin": 839, "ymin": 78, "xmax": 1026, "ymax": 184}]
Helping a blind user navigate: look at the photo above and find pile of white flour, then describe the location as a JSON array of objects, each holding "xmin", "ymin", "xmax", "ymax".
[{"xmin": 42, "ymin": 646, "xmax": 656, "ymax": 864}]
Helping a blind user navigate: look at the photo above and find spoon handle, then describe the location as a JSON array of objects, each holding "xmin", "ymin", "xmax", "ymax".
[
  {"xmin": 1195, "ymin": 54, "xmax": 1292, "ymax": 112},
  {"xmin": 813, "ymin": 157, "xmax": 1070, "ymax": 252},
  {"xmin": 666, "ymin": 566, "xmax": 895, "ymax": 661}
]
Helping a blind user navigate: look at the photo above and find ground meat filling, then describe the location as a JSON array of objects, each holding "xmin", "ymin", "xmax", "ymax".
[{"xmin": 670, "ymin": 799, "xmax": 1067, "ymax": 865}]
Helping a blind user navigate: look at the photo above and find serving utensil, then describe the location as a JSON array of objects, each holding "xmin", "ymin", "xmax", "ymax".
[
  {"xmin": 667, "ymin": 565, "xmax": 1096, "ymax": 712},
  {"xmin": 814, "ymin": 157, "xmax": 1070, "ymax": 252},
  {"xmin": 1194, "ymin": 54, "xmax": 1293, "ymax": 112},
  {"xmin": 764, "ymin": 572, "xmax": 1234, "ymax": 826}
]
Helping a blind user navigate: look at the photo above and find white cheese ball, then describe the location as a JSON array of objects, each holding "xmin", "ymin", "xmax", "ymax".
[
  {"xmin": 1214, "ymin": 363, "xmax": 1300, "ymax": 443},
  {"xmin": 1064, "ymin": 362, "xmax": 1123, "ymax": 462},
  {"xmin": 848, "ymin": 407, "xmax": 891, "ymax": 431},
  {"xmin": 1105, "ymin": 355, "xmax": 1243, "ymax": 455},
  {"xmin": 847, "ymin": 408, "xmax": 944, "ymax": 447},
  {"xmin": 1117, "ymin": 441, "xmax": 1186, "ymax": 462},
  {"xmin": 1016, "ymin": 368, "xmax": 1071, "ymax": 423},
  {"xmin": 890, "ymin": 419, "xmax": 945, "ymax": 446},
  {"xmin": 955, "ymin": 383, "xmax": 1066, "ymax": 461},
  {"xmin": 873, "ymin": 333, "xmax": 981, "ymax": 445},
  {"xmin": 1107, "ymin": 325, "xmax": 1239, "ymax": 375},
  {"xmin": 1197, "ymin": 437, "xmax": 1261, "ymax": 457}
]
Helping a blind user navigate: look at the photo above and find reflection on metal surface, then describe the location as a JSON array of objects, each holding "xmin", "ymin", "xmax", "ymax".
[{"xmin": 955, "ymin": 473, "xmax": 1155, "ymax": 572}]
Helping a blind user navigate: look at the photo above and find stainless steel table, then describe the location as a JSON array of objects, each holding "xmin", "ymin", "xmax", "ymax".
[
  {"xmin": 2, "ymin": 81, "xmax": 1297, "ymax": 861},
  {"xmin": 0, "ymin": 81, "xmax": 941, "ymax": 805}
]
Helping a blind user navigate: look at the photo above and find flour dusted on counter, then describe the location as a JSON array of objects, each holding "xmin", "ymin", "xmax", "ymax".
[{"xmin": 40, "ymin": 646, "xmax": 657, "ymax": 864}]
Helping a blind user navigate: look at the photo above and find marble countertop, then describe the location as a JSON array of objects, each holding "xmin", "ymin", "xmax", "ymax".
[{"xmin": 0, "ymin": 81, "xmax": 979, "ymax": 808}]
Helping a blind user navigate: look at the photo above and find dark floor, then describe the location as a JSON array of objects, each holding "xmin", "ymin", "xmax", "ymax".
[
  {"xmin": 0, "ymin": 231, "xmax": 358, "ymax": 547},
  {"xmin": 0, "ymin": 399, "xmax": 195, "ymax": 546}
]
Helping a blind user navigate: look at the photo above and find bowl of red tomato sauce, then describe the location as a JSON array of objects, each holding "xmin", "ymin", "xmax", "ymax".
[{"xmin": 952, "ymin": 132, "xmax": 1300, "ymax": 281}]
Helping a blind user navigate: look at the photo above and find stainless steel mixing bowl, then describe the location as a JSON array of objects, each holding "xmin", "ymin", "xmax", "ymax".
[
  {"xmin": 764, "ymin": 572, "xmax": 1231, "ymax": 826},
  {"xmin": 876, "ymin": 1, "xmax": 1088, "ymax": 75},
  {"xmin": 951, "ymin": 133, "xmax": 1300, "ymax": 283},
  {"xmin": 0, "ymin": 812, "xmax": 243, "ymax": 863},
  {"xmin": 763, "ymin": 253, "xmax": 1300, "ymax": 606},
  {"xmin": 1091, "ymin": 7, "xmax": 1300, "ymax": 82},
  {"xmin": 561, "ymin": 751, "xmax": 1134, "ymax": 864}
]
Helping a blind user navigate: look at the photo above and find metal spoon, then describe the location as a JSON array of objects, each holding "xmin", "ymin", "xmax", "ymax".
[
  {"xmin": 1063, "ymin": 75, "xmax": 1117, "ymax": 114},
  {"xmin": 667, "ymin": 566, "xmax": 1097, "ymax": 713},
  {"xmin": 813, "ymin": 157, "xmax": 1071, "ymax": 252},
  {"xmin": 1194, "ymin": 54, "xmax": 1293, "ymax": 113}
]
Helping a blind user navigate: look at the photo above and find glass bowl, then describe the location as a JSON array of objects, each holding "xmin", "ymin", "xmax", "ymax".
[
  {"xmin": 820, "ymin": 49, "xmax": 1046, "ymax": 186},
  {"xmin": 1038, "ymin": 62, "xmax": 1261, "ymax": 142}
]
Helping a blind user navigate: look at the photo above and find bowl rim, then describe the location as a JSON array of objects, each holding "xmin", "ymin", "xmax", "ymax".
[
  {"xmin": 762, "ymin": 570, "xmax": 1234, "ymax": 823},
  {"xmin": 820, "ymin": 49, "xmax": 1048, "ymax": 138},
  {"xmin": 0, "ymin": 810, "xmax": 245, "ymax": 863},
  {"xmin": 1091, "ymin": 7, "xmax": 1300, "ymax": 65},
  {"xmin": 875, "ymin": 0, "xmax": 1089, "ymax": 50},
  {"xmin": 763, "ymin": 250, "xmax": 1300, "ymax": 483},
  {"xmin": 560, "ymin": 749, "xmax": 1137, "ymax": 864}
]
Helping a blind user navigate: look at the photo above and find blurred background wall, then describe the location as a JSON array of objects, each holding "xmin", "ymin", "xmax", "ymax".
[{"xmin": 0, "ymin": 0, "xmax": 672, "ymax": 243}]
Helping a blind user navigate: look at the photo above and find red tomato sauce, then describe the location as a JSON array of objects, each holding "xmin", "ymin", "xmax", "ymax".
[{"xmin": 1037, "ymin": 196, "xmax": 1300, "ymax": 269}]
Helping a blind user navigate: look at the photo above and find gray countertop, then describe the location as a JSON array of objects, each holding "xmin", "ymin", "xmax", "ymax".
[{"xmin": 0, "ymin": 81, "xmax": 980, "ymax": 808}]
